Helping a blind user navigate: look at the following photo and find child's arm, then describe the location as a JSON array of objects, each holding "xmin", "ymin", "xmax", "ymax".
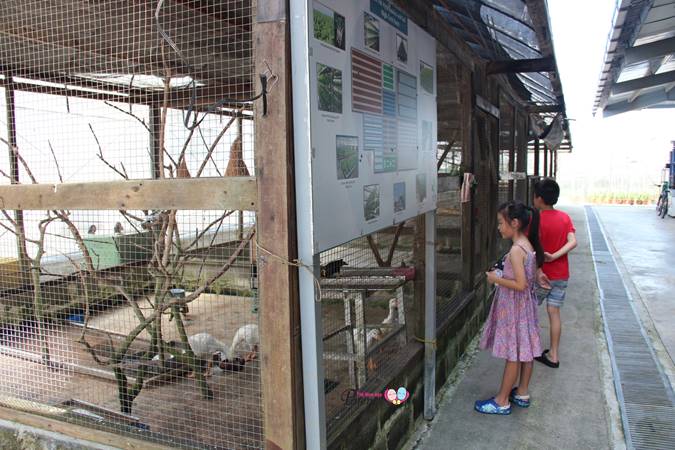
[
  {"xmin": 544, "ymin": 231, "xmax": 577, "ymax": 262},
  {"xmin": 486, "ymin": 247, "xmax": 528, "ymax": 292}
]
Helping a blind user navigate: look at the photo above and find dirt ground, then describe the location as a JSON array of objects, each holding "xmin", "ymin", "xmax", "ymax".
[{"xmin": 0, "ymin": 294, "xmax": 262, "ymax": 449}]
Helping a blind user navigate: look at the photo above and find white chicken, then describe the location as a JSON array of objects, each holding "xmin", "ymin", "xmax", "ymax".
[{"xmin": 229, "ymin": 324, "xmax": 259, "ymax": 362}]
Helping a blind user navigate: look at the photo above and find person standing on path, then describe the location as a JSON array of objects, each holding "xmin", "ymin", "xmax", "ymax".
[
  {"xmin": 475, "ymin": 201, "xmax": 544, "ymax": 415},
  {"xmin": 533, "ymin": 178, "xmax": 577, "ymax": 369}
]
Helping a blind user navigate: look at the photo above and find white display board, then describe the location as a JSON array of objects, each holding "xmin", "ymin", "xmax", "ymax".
[{"xmin": 308, "ymin": 0, "xmax": 437, "ymax": 252}]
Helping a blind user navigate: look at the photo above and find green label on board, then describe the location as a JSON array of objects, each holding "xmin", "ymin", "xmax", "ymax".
[
  {"xmin": 382, "ymin": 64, "xmax": 394, "ymax": 90},
  {"xmin": 370, "ymin": 0, "xmax": 408, "ymax": 35}
]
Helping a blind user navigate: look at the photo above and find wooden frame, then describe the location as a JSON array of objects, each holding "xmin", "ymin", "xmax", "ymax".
[
  {"xmin": 0, "ymin": 177, "xmax": 257, "ymax": 211},
  {"xmin": 254, "ymin": 1, "xmax": 305, "ymax": 449}
]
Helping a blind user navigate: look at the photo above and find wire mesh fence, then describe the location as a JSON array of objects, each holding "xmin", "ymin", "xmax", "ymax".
[
  {"xmin": 319, "ymin": 225, "xmax": 416, "ymax": 434},
  {"xmin": 0, "ymin": 1, "xmax": 263, "ymax": 448}
]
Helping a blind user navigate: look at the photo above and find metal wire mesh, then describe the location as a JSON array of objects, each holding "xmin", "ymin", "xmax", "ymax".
[
  {"xmin": 319, "ymin": 227, "xmax": 415, "ymax": 434},
  {"xmin": 0, "ymin": 1, "xmax": 262, "ymax": 448}
]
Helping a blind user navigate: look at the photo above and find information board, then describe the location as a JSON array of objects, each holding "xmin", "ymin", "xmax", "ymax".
[{"xmin": 308, "ymin": 0, "xmax": 437, "ymax": 252}]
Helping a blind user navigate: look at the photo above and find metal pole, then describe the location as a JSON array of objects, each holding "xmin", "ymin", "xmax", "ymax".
[
  {"xmin": 4, "ymin": 77, "xmax": 29, "ymax": 281},
  {"xmin": 424, "ymin": 210, "xmax": 437, "ymax": 420},
  {"xmin": 148, "ymin": 104, "xmax": 162, "ymax": 179},
  {"xmin": 290, "ymin": 0, "xmax": 327, "ymax": 447},
  {"xmin": 533, "ymin": 138, "xmax": 540, "ymax": 176}
]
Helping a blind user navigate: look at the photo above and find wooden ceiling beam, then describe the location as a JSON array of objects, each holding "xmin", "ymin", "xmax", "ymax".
[
  {"xmin": 487, "ymin": 57, "xmax": 555, "ymax": 74},
  {"xmin": 526, "ymin": 104, "xmax": 564, "ymax": 113}
]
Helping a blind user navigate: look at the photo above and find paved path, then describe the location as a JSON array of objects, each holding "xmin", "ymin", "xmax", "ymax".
[
  {"xmin": 593, "ymin": 205, "xmax": 675, "ymax": 366},
  {"xmin": 407, "ymin": 206, "xmax": 617, "ymax": 450}
]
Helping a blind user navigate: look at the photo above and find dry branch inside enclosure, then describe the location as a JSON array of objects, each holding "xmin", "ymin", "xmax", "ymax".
[{"xmin": 0, "ymin": 1, "xmax": 267, "ymax": 448}]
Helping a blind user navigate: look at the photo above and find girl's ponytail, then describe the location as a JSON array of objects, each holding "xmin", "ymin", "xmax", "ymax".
[
  {"xmin": 527, "ymin": 206, "xmax": 544, "ymax": 268},
  {"xmin": 498, "ymin": 201, "xmax": 545, "ymax": 267}
]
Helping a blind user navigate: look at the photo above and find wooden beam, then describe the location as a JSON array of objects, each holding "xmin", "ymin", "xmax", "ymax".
[
  {"xmin": 394, "ymin": 0, "xmax": 475, "ymax": 71},
  {"xmin": 515, "ymin": 112, "xmax": 528, "ymax": 200},
  {"xmin": 459, "ymin": 67, "xmax": 474, "ymax": 290},
  {"xmin": 486, "ymin": 57, "xmax": 555, "ymax": 75},
  {"xmin": 4, "ymin": 77, "xmax": 30, "ymax": 284},
  {"xmin": 534, "ymin": 138, "xmax": 540, "ymax": 176},
  {"xmin": 254, "ymin": 1, "xmax": 304, "ymax": 449},
  {"xmin": 475, "ymin": 95, "xmax": 500, "ymax": 118},
  {"xmin": 0, "ymin": 406, "xmax": 169, "ymax": 450},
  {"xmin": 0, "ymin": 177, "xmax": 257, "ymax": 211},
  {"xmin": 624, "ymin": 36, "xmax": 675, "ymax": 66},
  {"xmin": 603, "ymin": 88, "xmax": 675, "ymax": 117},
  {"xmin": 149, "ymin": 105, "xmax": 162, "ymax": 179},
  {"xmin": 527, "ymin": 104, "xmax": 563, "ymax": 113},
  {"xmin": 611, "ymin": 70, "xmax": 675, "ymax": 95},
  {"xmin": 508, "ymin": 105, "xmax": 516, "ymax": 198}
]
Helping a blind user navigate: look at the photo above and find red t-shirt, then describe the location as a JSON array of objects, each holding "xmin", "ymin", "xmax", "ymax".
[{"xmin": 539, "ymin": 209, "xmax": 575, "ymax": 280}]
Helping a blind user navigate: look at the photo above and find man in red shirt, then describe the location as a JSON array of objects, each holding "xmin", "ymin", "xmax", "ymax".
[{"xmin": 533, "ymin": 179, "xmax": 577, "ymax": 368}]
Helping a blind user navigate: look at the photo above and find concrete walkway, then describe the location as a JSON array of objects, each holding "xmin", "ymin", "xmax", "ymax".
[
  {"xmin": 593, "ymin": 206, "xmax": 675, "ymax": 369},
  {"xmin": 406, "ymin": 206, "xmax": 621, "ymax": 450}
]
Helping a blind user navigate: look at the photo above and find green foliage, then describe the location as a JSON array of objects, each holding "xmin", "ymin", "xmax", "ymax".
[
  {"xmin": 317, "ymin": 64, "xmax": 342, "ymax": 113},
  {"xmin": 313, "ymin": 9, "xmax": 334, "ymax": 45}
]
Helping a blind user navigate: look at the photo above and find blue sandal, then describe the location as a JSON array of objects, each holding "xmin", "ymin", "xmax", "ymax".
[
  {"xmin": 509, "ymin": 387, "xmax": 531, "ymax": 408},
  {"xmin": 474, "ymin": 397, "xmax": 511, "ymax": 415}
]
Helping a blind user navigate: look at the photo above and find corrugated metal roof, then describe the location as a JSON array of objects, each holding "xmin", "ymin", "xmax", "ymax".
[{"xmin": 594, "ymin": 0, "xmax": 675, "ymax": 116}]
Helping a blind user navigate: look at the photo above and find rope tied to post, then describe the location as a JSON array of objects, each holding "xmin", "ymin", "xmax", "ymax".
[
  {"xmin": 414, "ymin": 335, "xmax": 437, "ymax": 350},
  {"xmin": 254, "ymin": 240, "xmax": 323, "ymax": 303}
]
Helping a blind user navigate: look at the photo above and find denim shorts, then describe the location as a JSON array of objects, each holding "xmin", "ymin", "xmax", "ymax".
[{"xmin": 535, "ymin": 280, "xmax": 568, "ymax": 308}]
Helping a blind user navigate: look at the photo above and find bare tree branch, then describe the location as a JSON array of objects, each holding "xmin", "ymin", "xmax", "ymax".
[
  {"xmin": 48, "ymin": 141, "xmax": 64, "ymax": 183},
  {"xmin": 196, "ymin": 112, "xmax": 241, "ymax": 177},
  {"xmin": 89, "ymin": 124, "xmax": 128, "ymax": 180},
  {"xmin": 1, "ymin": 137, "xmax": 37, "ymax": 184}
]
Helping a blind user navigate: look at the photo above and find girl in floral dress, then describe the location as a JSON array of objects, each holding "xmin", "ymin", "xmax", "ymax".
[{"xmin": 475, "ymin": 201, "xmax": 544, "ymax": 415}]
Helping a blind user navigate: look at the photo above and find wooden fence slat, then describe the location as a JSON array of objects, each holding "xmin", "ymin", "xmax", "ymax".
[{"xmin": 0, "ymin": 177, "xmax": 257, "ymax": 211}]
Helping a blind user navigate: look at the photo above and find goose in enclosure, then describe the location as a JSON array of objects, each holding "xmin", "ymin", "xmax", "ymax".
[
  {"xmin": 352, "ymin": 298, "xmax": 399, "ymax": 350},
  {"xmin": 184, "ymin": 332, "xmax": 243, "ymax": 376},
  {"xmin": 229, "ymin": 324, "xmax": 259, "ymax": 362}
]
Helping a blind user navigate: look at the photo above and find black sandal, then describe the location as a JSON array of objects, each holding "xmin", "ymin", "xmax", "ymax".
[{"xmin": 535, "ymin": 349, "xmax": 560, "ymax": 368}]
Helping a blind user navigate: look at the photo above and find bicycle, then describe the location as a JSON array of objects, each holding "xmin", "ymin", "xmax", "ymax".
[{"xmin": 656, "ymin": 182, "xmax": 669, "ymax": 218}]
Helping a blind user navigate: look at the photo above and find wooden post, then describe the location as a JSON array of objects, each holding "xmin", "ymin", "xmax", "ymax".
[
  {"xmin": 148, "ymin": 105, "xmax": 162, "ymax": 179},
  {"xmin": 534, "ymin": 138, "xmax": 540, "ymax": 176},
  {"xmin": 423, "ymin": 211, "xmax": 436, "ymax": 420},
  {"xmin": 412, "ymin": 215, "xmax": 426, "ymax": 344},
  {"xmin": 254, "ymin": 2, "xmax": 304, "ymax": 449},
  {"xmin": 237, "ymin": 117, "xmax": 244, "ymax": 241},
  {"xmin": 554, "ymin": 148, "xmax": 559, "ymax": 178},
  {"xmin": 515, "ymin": 112, "xmax": 527, "ymax": 200},
  {"xmin": 543, "ymin": 143, "xmax": 549, "ymax": 177},
  {"xmin": 460, "ymin": 67, "xmax": 474, "ymax": 290},
  {"xmin": 549, "ymin": 147, "xmax": 555, "ymax": 178},
  {"xmin": 4, "ymin": 77, "xmax": 30, "ymax": 284},
  {"xmin": 508, "ymin": 107, "xmax": 516, "ymax": 199}
]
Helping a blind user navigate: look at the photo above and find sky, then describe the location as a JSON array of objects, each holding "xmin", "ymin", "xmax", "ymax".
[{"xmin": 547, "ymin": 0, "xmax": 675, "ymax": 201}]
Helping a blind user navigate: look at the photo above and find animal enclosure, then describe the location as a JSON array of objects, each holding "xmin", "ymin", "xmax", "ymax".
[
  {"xmin": 0, "ymin": 1, "xmax": 265, "ymax": 448},
  {"xmin": 0, "ymin": 1, "xmax": 571, "ymax": 449}
]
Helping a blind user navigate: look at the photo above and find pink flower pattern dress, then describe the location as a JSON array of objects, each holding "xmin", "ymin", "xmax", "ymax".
[{"xmin": 480, "ymin": 245, "xmax": 542, "ymax": 362}]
